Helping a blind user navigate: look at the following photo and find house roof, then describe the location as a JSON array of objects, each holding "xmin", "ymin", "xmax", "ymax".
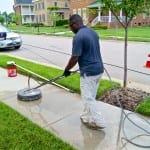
[
  {"xmin": 88, "ymin": 0, "xmax": 121, "ymax": 8},
  {"xmin": 16, "ymin": 0, "xmax": 32, "ymax": 4},
  {"xmin": 88, "ymin": 0, "xmax": 103, "ymax": 8}
]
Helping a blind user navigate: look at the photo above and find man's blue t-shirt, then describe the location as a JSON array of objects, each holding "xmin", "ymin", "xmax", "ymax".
[{"xmin": 72, "ymin": 26, "xmax": 104, "ymax": 76}]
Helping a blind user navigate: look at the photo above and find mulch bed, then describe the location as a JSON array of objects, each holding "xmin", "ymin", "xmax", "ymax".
[{"xmin": 98, "ymin": 87, "xmax": 150, "ymax": 112}]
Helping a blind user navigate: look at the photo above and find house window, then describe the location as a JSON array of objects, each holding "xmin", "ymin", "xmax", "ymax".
[
  {"xmin": 82, "ymin": 8, "xmax": 86, "ymax": 19},
  {"xmin": 42, "ymin": 14, "xmax": 45, "ymax": 22},
  {"xmin": 73, "ymin": 9, "xmax": 77, "ymax": 14},
  {"xmin": 31, "ymin": 7, "xmax": 33, "ymax": 13},
  {"xmin": 36, "ymin": 16, "xmax": 38, "ymax": 23},
  {"xmin": 82, "ymin": 8, "xmax": 87, "ymax": 24},
  {"xmin": 31, "ymin": 16, "xmax": 34, "ymax": 22},
  {"xmin": 78, "ymin": 8, "xmax": 81, "ymax": 16},
  {"xmin": 39, "ymin": 15, "xmax": 42, "ymax": 22},
  {"xmin": 42, "ymin": 2, "xmax": 45, "ymax": 9},
  {"xmin": 38, "ymin": 3, "xmax": 40, "ymax": 10},
  {"xmin": 54, "ymin": 2, "xmax": 57, "ymax": 6},
  {"xmin": 24, "ymin": 16, "xmax": 26, "ymax": 22},
  {"xmin": 62, "ymin": 13, "xmax": 64, "ymax": 19},
  {"xmin": 35, "ymin": 4, "xmax": 37, "ymax": 11},
  {"xmin": 143, "ymin": 13, "xmax": 146, "ymax": 19},
  {"xmin": 65, "ymin": 2, "xmax": 68, "ymax": 7}
]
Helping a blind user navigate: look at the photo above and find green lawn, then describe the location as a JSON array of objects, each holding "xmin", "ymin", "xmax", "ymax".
[
  {"xmin": 8, "ymin": 25, "xmax": 70, "ymax": 35},
  {"xmin": 7, "ymin": 24, "xmax": 150, "ymax": 42},
  {"xmin": 136, "ymin": 97, "xmax": 150, "ymax": 116},
  {"xmin": 0, "ymin": 102, "xmax": 76, "ymax": 150}
]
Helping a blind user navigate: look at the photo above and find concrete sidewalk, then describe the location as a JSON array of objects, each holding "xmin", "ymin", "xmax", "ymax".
[{"xmin": 0, "ymin": 68, "xmax": 150, "ymax": 150}]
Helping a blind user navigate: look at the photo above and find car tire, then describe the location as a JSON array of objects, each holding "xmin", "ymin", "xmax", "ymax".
[{"xmin": 15, "ymin": 45, "xmax": 21, "ymax": 49}]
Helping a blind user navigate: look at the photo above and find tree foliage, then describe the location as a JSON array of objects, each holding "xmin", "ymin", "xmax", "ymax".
[
  {"xmin": 0, "ymin": 11, "xmax": 22, "ymax": 25},
  {"xmin": 47, "ymin": 6, "xmax": 61, "ymax": 27},
  {"xmin": 11, "ymin": 13, "xmax": 22, "ymax": 25},
  {"xmin": 0, "ymin": 16, "xmax": 5, "ymax": 24}
]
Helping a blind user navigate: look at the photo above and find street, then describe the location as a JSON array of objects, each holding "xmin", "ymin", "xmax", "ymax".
[{"xmin": 2, "ymin": 34, "xmax": 150, "ymax": 86}]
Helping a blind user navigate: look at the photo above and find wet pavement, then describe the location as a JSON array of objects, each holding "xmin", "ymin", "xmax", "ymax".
[{"xmin": 0, "ymin": 67, "xmax": 150, "ymax": 150}]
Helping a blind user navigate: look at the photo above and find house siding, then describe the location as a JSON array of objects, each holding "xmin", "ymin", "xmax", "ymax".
[
  {"xmin": 70, "ymin": 0, "xmax": 95, "ymax": 25},
  {"xmin": 14, "ymin": 0, "xmax": 34, "ymax": 25},
  {"xmin": 33, "ymin": 0, "xmax": 70, "ymax": 26}
]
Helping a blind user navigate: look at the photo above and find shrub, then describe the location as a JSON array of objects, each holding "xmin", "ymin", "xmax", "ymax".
[
  {"xmin": 23, "ymin": 23, "xmax": 44, "ymax": 27},
  {"xmin": 91, "ymin": 25, "xmax": 108, "ymax": 30},
  {"xmin": 56, "ymin": 19, "xmax": 68, "ymax": 26},
  {"xmin": 63, "ymin": 24, "xmax": 69, "ymax": 28},
  {"xmin": 136, "ymin": 97, "xmax": 150, "ymax": 116}
]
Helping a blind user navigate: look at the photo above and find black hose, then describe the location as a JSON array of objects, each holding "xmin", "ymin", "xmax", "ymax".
[{"xmin": 104, "ymin": 67, "xmax": 150, "ymax": 149}]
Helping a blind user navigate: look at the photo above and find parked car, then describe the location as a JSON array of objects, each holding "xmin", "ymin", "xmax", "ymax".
[{"xmin": 0, "ymin": 25, "xmax": 22, "ymax": 50}]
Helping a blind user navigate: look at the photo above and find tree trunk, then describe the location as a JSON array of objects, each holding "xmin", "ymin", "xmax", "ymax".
[{"xmin": 123, "ymin": 26, "xmax": 128, "ymax": 88}]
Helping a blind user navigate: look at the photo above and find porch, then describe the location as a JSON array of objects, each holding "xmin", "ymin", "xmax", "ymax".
[{"xmin": 88, "ymin": 0, "xmax": 124, "ymax": 27}]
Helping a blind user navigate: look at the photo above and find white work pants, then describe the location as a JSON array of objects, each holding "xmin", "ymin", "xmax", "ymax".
[{"xmin": 80, "ymin": 73, "xmax": 105, "ymax": 127}]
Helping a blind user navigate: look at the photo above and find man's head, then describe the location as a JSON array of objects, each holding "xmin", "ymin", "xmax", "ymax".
[{"xmin": 69, "ymin": 14, "xmax": 83, "ymax": 34}]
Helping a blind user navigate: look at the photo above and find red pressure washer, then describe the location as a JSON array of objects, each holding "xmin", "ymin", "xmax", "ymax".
[{"xmin": 17, "ymin": 70, "xmax": 78, "ymax": 101}]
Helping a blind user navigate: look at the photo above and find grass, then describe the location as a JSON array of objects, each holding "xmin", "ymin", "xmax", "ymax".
[
  {"xmin": 7, "ymin": 25, "xmax": 150, "ymax": 42},
  {"xmin": 8, "ymin": 25, "xmax": 70, "ymax": 35},
  {"xmin": 0, "ymin": 54, "xmax": 120, "ymax": 98},
  {"xmin": 136, "ymin": 97, "xmax": 150, "ymax": 116},
  {"xmin": 94, "ymin": 27, "xmax": 150, "ymax": 42},
  {"xmin": 0, "ymin": 101, "xmax": 76, "ymax": 150}
]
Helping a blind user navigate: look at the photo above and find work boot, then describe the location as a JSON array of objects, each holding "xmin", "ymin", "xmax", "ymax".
[
  {"xmin": 80, "ymin": 118, "xmax": 105, "ymax": 130},
  {"xmin": 80, "ymin": 108, "xmax": 106, "ymax": 130}
]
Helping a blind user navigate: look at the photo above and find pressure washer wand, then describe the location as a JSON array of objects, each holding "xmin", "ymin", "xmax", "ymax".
[{"xmin": 30, "ymin": 69, "xmax": 79, "ymax": 90}]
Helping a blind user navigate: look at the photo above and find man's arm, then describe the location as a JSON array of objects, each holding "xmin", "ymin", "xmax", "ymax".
[{"xmin": 65, "ymin": 56, "xmax": 79, "ymax": 71}]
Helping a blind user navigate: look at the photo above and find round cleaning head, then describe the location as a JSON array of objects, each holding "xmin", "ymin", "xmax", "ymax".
[{"xmin": 17, "ymin": 88, "xmax": 42, "ymax": 101}]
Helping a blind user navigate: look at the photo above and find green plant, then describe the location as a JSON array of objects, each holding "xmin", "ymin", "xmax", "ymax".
[
  {"xmin": 136, "ymin": 97, "xmax": 150, "ymax": 116},
  {"xmin": 0, "ymin": 102, "xmax": 76, "ymax": 150},
  {"xmin": 56, "ymin": 19, "xmax": 68, "ymax": 26},
  {"xmin": 0, "ymin": 16, "xmax": 5, "ymax": 24},
  {"xmin": 91, "ymin": 25, "xmax": 108, "ymax": 30}
]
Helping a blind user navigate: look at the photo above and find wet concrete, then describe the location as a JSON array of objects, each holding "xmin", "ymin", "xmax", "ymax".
[{"xmin": 0, "ymin": 68, "xmax": 150, "ymax": 150}]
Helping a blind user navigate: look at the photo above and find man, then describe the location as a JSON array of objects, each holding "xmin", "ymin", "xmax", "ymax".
[{"xmin": 63, "ymin": 14, "xmax": 105, "ymax": 129}]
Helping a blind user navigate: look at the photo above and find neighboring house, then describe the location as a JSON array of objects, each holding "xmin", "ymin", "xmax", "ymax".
[
  {"xmin": 32, "ymin": 0, "xmax": 70, "ymax": 26},
  {"xmin": 70, "ymin": 0, "xmax": 95, "ymax": 25},
  {"xmin": 14, "ymin": 0, "xmax": 34, "ymax": 25},
  {"xmin": 70, "ymin": 0, "xmax": 150, "ymax": 28}
]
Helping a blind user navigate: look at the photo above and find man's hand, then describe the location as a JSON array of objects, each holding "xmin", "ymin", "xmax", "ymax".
[{"xmin": 63, "ymin": 69, "xmax": 71, "ymax": 77}]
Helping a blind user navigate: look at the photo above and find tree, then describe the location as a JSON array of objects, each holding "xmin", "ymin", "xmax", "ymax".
[
  {"xmin": 0, "ymin": 16, "xmax": 5, "ymax": 24},
  {"xmin": 0, "ymin": 11, "xmax": 15, "ymax": 25},
  {"xmin": 47, "ymin": 6, "xmax": 61, "ymax": 29},
  {"xmin": 144, "ymin": 4, "xmax": 150, "ymax": 26},
  {"xmin": 2, "ymin": 11, "xmax": 8, "ymax": 25},
  {"xmin": 11, "ymin": 13, "xmax": 22, "ymax": 25},
  {"xmin": 100, "ymin": 0, "xmax": 149, "ymax": 88}
]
